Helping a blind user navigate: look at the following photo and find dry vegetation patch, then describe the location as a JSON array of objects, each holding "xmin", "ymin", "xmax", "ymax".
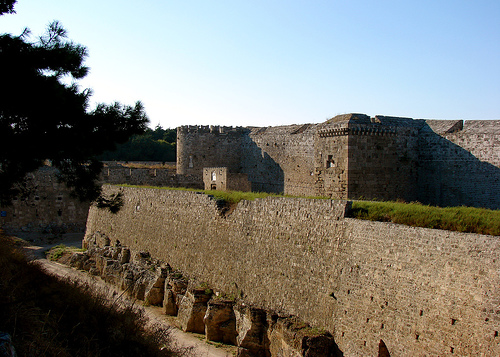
[
  {"xmin": 0, "ymin": 230, "xmax": 181, "ymax": 357},
  {"xmin": 45, "ymin": 244, "xmax": 84, "ymax": 264}
]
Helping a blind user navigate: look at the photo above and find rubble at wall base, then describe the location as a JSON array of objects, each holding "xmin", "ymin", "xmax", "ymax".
[{"xmin": 70, "ymin": 239, "xmax": 340, "ymax": 357}]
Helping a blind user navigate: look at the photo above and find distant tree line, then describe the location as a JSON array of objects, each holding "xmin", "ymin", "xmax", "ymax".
[{"xmin": 98, "ymin": 125, "xmax": 176, "ymax": 162}]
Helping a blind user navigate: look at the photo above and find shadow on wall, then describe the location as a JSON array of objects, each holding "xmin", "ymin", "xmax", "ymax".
[
  {"xmin": 240, "ymin": 135, "xmax": 284, "ymax": 194},
  {"xmin": 379, "ymin": 340, "xmax": 391, "ymax": 357},
  {"xmin": 418, "ymin": 123, "xmax": 500, "ymax": 210}
]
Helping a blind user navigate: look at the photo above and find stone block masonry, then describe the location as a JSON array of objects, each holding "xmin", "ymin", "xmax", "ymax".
[
  {"xmin": 203, "ymin": 167, "xmax": 251, "ymax": 192},
  {"xmin": 101, "ymin": 165, "xmax": 202, "ymax": 189},
  {"xmin": 0, "ymin": 164, "xmax": 203, "ymax": 235},
  {"xmin": 0, "ymin": 166, "xmax": 90, "ymax": 235},
  {"xmin": 85, "ymin": 186, "xmax": 500, "ymax": 356},
  {"xmin": 418, "ymin": 120, "xmax": 500, "ymax": 208},
  {"xmin": 177, "ymin": 114, "xmax": 500, "ymax": 209}
]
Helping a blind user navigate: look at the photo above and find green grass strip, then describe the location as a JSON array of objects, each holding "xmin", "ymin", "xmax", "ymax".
[
  {"xmin": 112, "ymin": 184, "xmax": 500, "ymax": 235},
  {"xmin": 350, "ymin": 200, "xmax": 500, "ymax": 236},
  {"xmin": 115, "ymin": 184, "xmax": 285, "ymax": 203}
]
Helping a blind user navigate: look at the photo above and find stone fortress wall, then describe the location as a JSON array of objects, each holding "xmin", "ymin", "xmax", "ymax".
[
  {"xmin": 177, "ymin": 114, "xmax": 500, "ymax": 209},
  {"xmin": 418, "ymin": 120, "xmax": 500, "ymax": 208},
  {"xmin": 0, "ymin": 163, "xmax": 202, "ymax": 234},
  {"xmin": 3, "ymin": 113, "xmax": 498, "ymax": 233},
  {"xmin": 86, "ymin": 185, "xmax": 500, "ymax": 357},
  {"xmin": 1, "ymin": 113, "xmax": 498, "ymax": 355},
  {"xmin": 0, "ymin": 166, "xmax": 90, "ymax": 234},
  {"xmin": 101, "ymin": 161, "xmax": 202, "ymax": 188},
  {"xmin": 202, "ymin": 167, "xmax": 251, "ymax": 191}
]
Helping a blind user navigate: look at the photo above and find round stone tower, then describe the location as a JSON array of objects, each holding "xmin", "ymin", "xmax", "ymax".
[{"xmin": 176, "ymin": 125, "xmax": 247, "ymax": 177}]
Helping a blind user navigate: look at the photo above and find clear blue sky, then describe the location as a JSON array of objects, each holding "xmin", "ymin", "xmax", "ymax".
[{"xmin": 2, "ymin": 0, "xmax": 499, "ymax": 128}]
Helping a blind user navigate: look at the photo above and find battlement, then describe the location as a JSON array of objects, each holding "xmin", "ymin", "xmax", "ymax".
[
  {"xmin": 325, "ymin": 114, "xmax": 426, "ymax": 127},
  {"xmin": 421, "ymin": 120, "xmax": 463, "ymax": 134},
  {"xmin": 177, "ymin": 113, "xmax": 500, "ymax": 209},
  {"xmin": 318, "ymin": 126, "xmax": 398, "ymax": 137},
  {"xmin": 462, "ymin": 120, "xmax": 500, "ymax": 133},
  {"xmin": 177, "ymin": 125, "xmax": 247, "ymax": 135},
  {"xmin": 324, "ymin": 113, "xmax": 371, "ymax": 124}
]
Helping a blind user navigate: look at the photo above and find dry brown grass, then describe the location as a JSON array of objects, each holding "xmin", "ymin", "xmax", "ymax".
[{"xmin": 0, "ymin": 230, "xmax": 181, "ymax": 357}]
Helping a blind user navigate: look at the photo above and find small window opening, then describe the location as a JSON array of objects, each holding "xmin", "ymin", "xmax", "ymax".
[
  {"xmin": 326, "ymin": 155, "xmax": 334, "ymax": 168},
  {"xmin": 57, "ymin": 209, "xmax": 62, "ymax": 217}
]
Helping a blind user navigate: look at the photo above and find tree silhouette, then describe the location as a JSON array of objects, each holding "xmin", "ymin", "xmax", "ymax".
[
  {"xmin": 0, "ymin": 5, "xmax": 148, "ymax": 204},
  {"xmin": 0, "ymin": 0, "xmax": 16, "ymax": 15}
]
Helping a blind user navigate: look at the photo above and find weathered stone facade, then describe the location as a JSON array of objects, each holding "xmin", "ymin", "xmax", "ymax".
[
  {"xmin": 177, "ymin": 114, "xmax": 500, "ymax": 209},
  {"xmin": 0, "ymin": 166, "xmax": 90, "ymax": 234},
  {"xmin": 0, "ymin": 163, "xmax": 202, "ymax": 234},
  {"xmin": 101, "ymin": 163, "xmax": 202, "ymax": 188},
  {"xmin": 76, "ymin": 235, "xmax": 338, "ymax": 356},
  {"xmin": 203, "ymin": 167, "xmax": 251, "ymax": 191},
  {"xmin": 85, "ymin": 186, "xmax": 500, "ymax": 356}
]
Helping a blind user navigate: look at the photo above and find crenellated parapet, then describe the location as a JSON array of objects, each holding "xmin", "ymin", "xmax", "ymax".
[
  {"xmin": 176, "ymin": 113, "xmax": 500, "ymax": 208},
  {"xmin": 177, "ymin": 125, "xmax": 248, "ymax": 135},
  {"xmin": 318, "ymin": 126, "xmax": 398, "ymax": 137},
  {"xmin": 176, "ymin": 125, "xmax": 248, "ymax": 176},
  {"xmin": 317, "ymin": 114, "xmax": 420, "ymax": 138}
]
